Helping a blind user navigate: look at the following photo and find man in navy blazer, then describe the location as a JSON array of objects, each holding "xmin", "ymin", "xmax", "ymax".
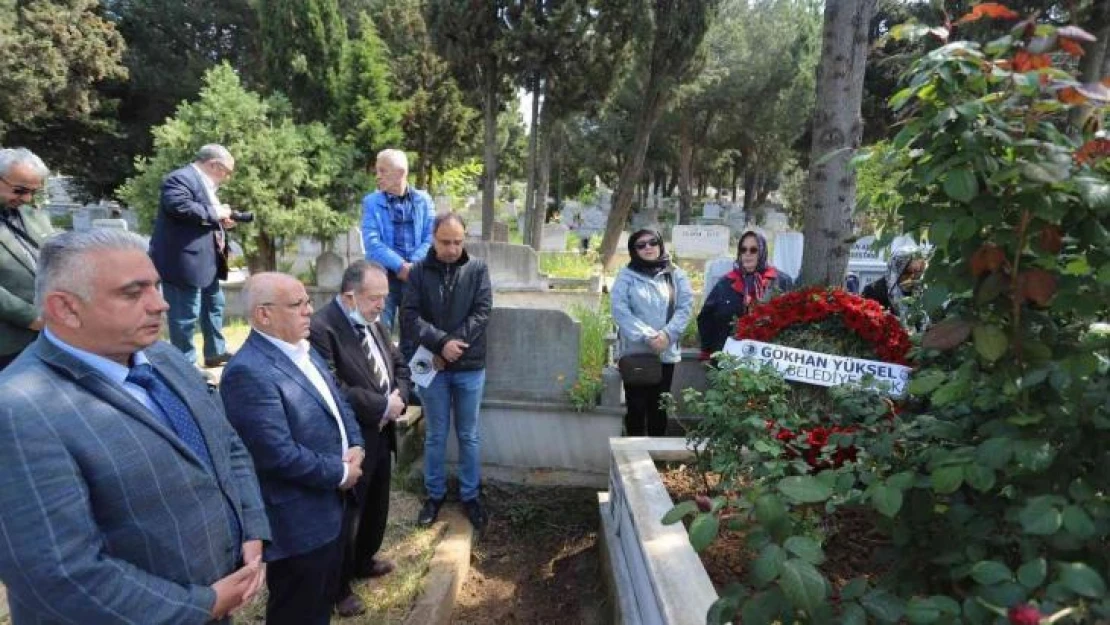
[
  {"xmin": 0, "ymin": 229, "xmax": 271, "ymax": 624},
  {"xmin": 149, "ymin": 144, "xmax": 236, "ymax": 369},
  {"xmin": 220, "ymin": 272, "xmax": 365, "ymax": 625}
]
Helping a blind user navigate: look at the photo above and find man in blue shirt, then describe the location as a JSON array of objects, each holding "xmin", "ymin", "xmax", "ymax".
[{"xmin": 360, "ymin": 149, "xmax": 435, "ymax": 331}]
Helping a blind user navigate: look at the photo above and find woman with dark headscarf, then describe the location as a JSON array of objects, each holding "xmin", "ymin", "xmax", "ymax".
[
  {"xmin": 610, "ymin": 229, "xmax": 695, "ymax": 436},
  {"xmin": 697, "ymin": 230, "xmax": 794, "ymax": 358},
  {"xmin": 862, "ymin": 246, "xmax": 927, "ymax": 323}
]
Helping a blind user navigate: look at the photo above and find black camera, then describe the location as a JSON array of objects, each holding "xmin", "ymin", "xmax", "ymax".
[{"xmin": 230, "ymin": 211, "xmax": 254, "ymax": 223}]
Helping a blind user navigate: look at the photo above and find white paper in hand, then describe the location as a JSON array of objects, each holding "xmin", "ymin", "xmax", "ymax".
[{"xmin": 409, "ymin": 345, "xmax": 439, "ymax": 388}]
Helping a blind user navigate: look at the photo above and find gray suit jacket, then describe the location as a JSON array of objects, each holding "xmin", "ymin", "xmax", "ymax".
[
  {"xmin": 0, "ymin": 337, "xmax": 272, "ymax": 625},
  {"xmin": 0, "ymin": 205, "xmax": 52, "ymax": 356}
]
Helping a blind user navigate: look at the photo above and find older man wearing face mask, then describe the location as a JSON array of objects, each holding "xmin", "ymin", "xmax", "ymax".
[
  {"xmin": 0, "ymin": 147, "xmax": 53, "ymax": 370},
  {"xmin": 310, "ymin": 260, "xmax": 411, "ymax": 617},
  {"xmin": 360, "ymin": 149, "xmax": 436, "ymax": 332}
]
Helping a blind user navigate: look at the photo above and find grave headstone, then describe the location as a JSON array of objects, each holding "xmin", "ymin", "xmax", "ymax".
[
  {"xmin": 702, "ymin": 203, "xmax": 722, "ymax": 219},
  {"xmin": 466, "ymin": 241, "xmax": 546, "ymax": 289},
  {"xmin": 772, "ymin": 231, "xmax": 804, "ymax": 283},
  {"xmin": 540, "ymin": 223, "xmax": 569, "ymax": 251},
  {"xmin": 492, "ymin": 221, "xmax": 509, "ymax": 243},
  {"xmin": 671, "ymin": 225, "xmax": 731, "ymax": 258},
  {"xmin": 91, "ymin": 218, "xmax": 129, "ymax": 231},
  {"xmin": 72, "ymin": 208, "xmax": 92, "ymax": 231},
  {"xmin": 315, "ymin": 251, "xmax": 345, "ymax": 288}
]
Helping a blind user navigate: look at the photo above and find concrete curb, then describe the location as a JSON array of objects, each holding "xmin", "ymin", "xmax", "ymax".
[{"xmin": 402, "ymin": 506, "xmax": 474, "ymax": 625}]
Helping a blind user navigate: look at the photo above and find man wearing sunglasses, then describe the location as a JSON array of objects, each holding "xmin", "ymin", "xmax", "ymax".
[
  {"xmin": 0, "ymin": 148, "xmax": 52, "ymax": 371},
  {"xmin": 149, "ymin": 144, "xmax": 238, "ymax": 371}
]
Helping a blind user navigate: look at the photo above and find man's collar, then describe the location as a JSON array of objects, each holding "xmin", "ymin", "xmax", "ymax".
[
  {"xmin": 41, "ymin": 326, "xmax": 150, "ymax": 384},
  {"xmin": 255, "ymin": 329, "xmax": 311, "ymax": 360},
  {"xmin": 383, "ymin": 185, "xmax": 410, "ymax": 200}
]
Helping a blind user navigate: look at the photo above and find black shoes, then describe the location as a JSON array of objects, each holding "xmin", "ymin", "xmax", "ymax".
[
  {"xmin": 463, "ymin": 498, "xmax": 488, "ymax": 532},
  {"xmin": 417, "ymin": 497, "xmax": 444, "ymax": 526},
  {"xmin": 203, "ymin": 352, "xmax": 234, "ymax": 368}
]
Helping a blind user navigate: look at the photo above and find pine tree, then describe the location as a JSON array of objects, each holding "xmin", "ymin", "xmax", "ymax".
[{"xmin": 335, "ymin": 13, "xmax": 404, "ymax": 166}]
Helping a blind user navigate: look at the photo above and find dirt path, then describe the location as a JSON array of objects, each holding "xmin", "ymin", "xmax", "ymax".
[{"xmin": 451, "ymin": 484, "xmax": 610, "ymax": 625}]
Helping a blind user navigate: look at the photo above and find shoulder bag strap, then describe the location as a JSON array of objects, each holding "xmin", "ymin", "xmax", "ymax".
[{"xmin": 665, "ymin": 272, "xmax": 676, "ymax": 323}]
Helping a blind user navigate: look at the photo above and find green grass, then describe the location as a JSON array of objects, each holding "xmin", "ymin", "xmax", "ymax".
[
  {"xmin": 540, "ymin": 251, "xmax": 602, "ymax": 279},
  {"xmin": 566, "ymin": 299, "xmax": 613, "ymax": 411}
]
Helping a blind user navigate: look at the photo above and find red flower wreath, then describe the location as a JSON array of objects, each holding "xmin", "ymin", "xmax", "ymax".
[
  {"xmin": 735, "ymin": 287, "xmax": 912, "ymax": 365},
  {"xmin": 737, "ymin": 288, "xmax": 912, "ymax": 470}
]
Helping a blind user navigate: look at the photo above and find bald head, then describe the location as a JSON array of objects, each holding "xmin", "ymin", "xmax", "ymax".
[{"xmin": 245, "ymin": 272, "xmax": 313, "ymax": 343}]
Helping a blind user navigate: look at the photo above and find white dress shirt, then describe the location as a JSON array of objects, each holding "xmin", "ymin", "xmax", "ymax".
[{"xmin": 258, "ymin": 332, "xmax": 352, "ymax": 485}]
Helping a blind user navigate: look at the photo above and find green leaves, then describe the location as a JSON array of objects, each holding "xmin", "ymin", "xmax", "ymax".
[
  {"xmin": 1019, "ymin": 498, "xmax": 1063, "ymax": 535},
  {"xmin": 688, "ymin": 512, "xmax": 719, "ymax": 552},
  {"xmin": 931, "ymin": 465, "xmax": 964, "ymax": 494},
  {"xmin": 972, "ymin": 324, "xmax": 1009, "ymax": 362},
  {"xmin": 871, "ymin": 485, "xmax": 904, "ymax": 517},
  {"xmin": 942, "ymin": 168, "xmax": 978, "ymax": 202},
  {"xmin": 784, "ymin": 536, "xmax": 825, "ymax": 565},
  {"xmin": 778, "ymin": 558, "xmax": 828, "ymax": 613},
  {"xmin": 777, "ymin": 476, "xmax": 833, "ymax": 503},
  {"xmin": 1058, "ymin": 562, "xmax": 1107, "ymax": 598},
  {"xmin": 971, "ymin": 560, "xmax": 1013, "ymax": 585},
  {"xmin": 1017, "ymin": 558, "xmax": 1047, "ymax": 589},
  {"xmin": 661, "ymin": 500, "xmax": 697, "ymax": 525}
]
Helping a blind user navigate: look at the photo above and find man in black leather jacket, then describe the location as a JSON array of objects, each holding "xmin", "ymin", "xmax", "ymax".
[{"xmin": 400, "ymin": 212, "xmax": 492, "ymax": 531}]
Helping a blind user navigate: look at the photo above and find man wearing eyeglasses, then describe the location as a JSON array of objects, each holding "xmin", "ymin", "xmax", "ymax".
[
  {"xmin": 149, "ymin": 144, "xmax": 237, "ymax": 371},
  {"xmin": 0, "ymin": 147, "xmax": 52, "ymax": 371}
]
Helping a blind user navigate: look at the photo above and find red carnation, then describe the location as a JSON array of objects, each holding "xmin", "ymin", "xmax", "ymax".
[{"xmin": 1007, "ymin": 604, "xmax": 1042, "ymax": 625}]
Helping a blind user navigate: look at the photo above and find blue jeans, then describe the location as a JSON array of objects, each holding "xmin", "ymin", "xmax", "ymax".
[
  {"xmin": 381, "ymin": 273, "xmax": 404, "ymax": 333},
  {"xmin": 418, "ymin": 369, "xmax": 486, "ymax": 501},
  {"xmin": 163, "ymin": 279, "xmax": 227, "ymax": 364}
]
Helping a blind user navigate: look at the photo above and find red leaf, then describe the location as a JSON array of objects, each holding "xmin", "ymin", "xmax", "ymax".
[
  {"xmin": 956, "ymin": 3, "xmax": 1020, "ymax": 24},
  {"xmin": 922, "ymin": 318, "xmax": 973, "ymax": 351},
  {"xmin": 1057, "ymin": 86, "xmax": 1088, "ymax": 105},
  {"xmin": 1038, "ymin": 226, "xmax": 1063, "ymax": 254},
  {"xmin": 1076, "ymin": 82, "xmax": 1110, "ymax": 103},
  {"xmin": 1058, "ymin": 37, "xmax": 1086, "ymax": 57},
  {"xmin": 1018, "ymin": 269, "xmax": 1057, "ymax": 307},
  {"xmin": 1013, "ymin": 50, "xmax": 1052, "ymax": 72},
  {"xmin": 1075, "ymin": 138, "xmax": 1110, "ymax": 164},
  {"xmin": 970, "ymin": 243, "xmax": 1008, "ymax": 277}
]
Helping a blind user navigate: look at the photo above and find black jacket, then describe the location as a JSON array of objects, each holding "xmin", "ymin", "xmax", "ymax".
[
  {"xmin": 861, "ymin": 277, "xmax": 894, "ymax": 312},
  {"xmin": 400, "ymin": 248, "xmax": 493, "ymax": 371},
  {"xmin": 697, "ymin": 273, "xmax": 793, "ymax": 354}
]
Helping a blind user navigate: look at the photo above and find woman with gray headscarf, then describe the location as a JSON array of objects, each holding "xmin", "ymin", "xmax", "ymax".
[{"xmin": 862, "ymin": 247, "xmax": 927, "ymax": 322}]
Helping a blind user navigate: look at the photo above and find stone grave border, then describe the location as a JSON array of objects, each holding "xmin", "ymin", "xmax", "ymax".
[{"xmin": 599, "ymin": 437, "xmax": 716, "ymax": 625}]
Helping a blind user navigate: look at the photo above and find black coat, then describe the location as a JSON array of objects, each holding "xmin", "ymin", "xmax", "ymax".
[
  {"xmin": 309, "ymin": 299, "xmax": 412, "ymax": 456},
  {"xmin": 400, "ymin": 248, "xmax": 493, "ymax": 371},
  {"xmin": 697, "ymin": 273, "xmax": 793, "ymax": 354},
  {"xmin": 862, "ymin": 277, "xmax": 894, "ymax": 312},
  {"xmin": 149, "ymin": 165, "xmax": 228, "ymax": 288}
]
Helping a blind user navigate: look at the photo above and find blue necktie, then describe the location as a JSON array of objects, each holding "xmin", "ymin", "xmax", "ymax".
[
  {"xmin": 127, "ymin": 363, "xmax": 215, "ymax": 469},
  {"xmin": 127, "ymin": 363, "xmax": 241, "ymax": 544}
]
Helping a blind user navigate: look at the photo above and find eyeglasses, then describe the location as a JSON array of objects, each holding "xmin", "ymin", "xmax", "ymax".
[
  {"xmin": 259, "ymin": 298, "xmax": 311, "ymax": 311},
  {"xmin": 0, "ymin": 176, "xmax": 43, "ymax": 198},
  {"xmin": 211, "ymin": 162, "xmax": 234, "ymax": 177},
  {"xmin": 634, "ymin": 238, "xmax": 661, "ymax": 250},
  {"xmin": 740, "ymin": 246, "xmax": 760, "ymax": 254}
]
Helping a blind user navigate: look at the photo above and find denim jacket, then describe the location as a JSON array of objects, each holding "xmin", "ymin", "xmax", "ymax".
[
  {"xmin": 360, "ymin": 188, "xmax": 436, "ymax": 273},
  {"xmin": 610, "ymin": 266, "xmax": 695, "ymax": 364}
]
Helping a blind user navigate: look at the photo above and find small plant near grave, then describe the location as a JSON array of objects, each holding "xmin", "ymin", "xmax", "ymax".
[
  {"xmin": 667, "ymin": 6, "xmax": 1109, "ymax": 624},
  {"xmin": 567, "ymin": 302, "xmax": 612, "ymax": 411}
]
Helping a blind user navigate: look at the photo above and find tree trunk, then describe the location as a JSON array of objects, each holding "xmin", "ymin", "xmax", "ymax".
[
  {"xmin": 250, "ymin": 231, "xmax": 277, "ymax": 273},
  {"xmin": 533, "ymin": 118, "xmax": 554, "ymax": 249},
  {"xmin": 799, "ymin": 0, "xmax": 877, "ymax": 287},
  {"xmin": 523, "ymin": 76, "xmax": 541, "ymax": 247},
  {"xmin": 678, "ymin": 115, "xmax": 694, "ymax": 226},
  {"xmin": 599, "ymin": 80, "xmax": 672, "ymax": 267},
  {"xmin": 1068, "ymin": 5, "xmax": 1110, "ymax": 133},
  {"xmin": 481, "ymin": 74, "xmax": 498, "ymax": 241}
]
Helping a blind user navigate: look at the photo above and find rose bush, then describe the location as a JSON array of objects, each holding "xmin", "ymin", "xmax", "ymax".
[{"xmin": 666, "ymin": 5, "xmax": 1109, "ymax": 623}]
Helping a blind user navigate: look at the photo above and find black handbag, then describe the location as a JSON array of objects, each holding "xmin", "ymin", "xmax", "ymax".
[{"xmin": 617, "ymin": 273, "xmax": 676, "ymax": 387}]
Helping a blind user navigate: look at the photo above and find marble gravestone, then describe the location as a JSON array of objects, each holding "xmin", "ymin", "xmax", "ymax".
[
  {"xmin": 671, "ymin": 225, "xmax": 731, "ymax": 258},
  {"xmin": 540, "ymin": 223, "xmax": 569, "ymax": 251}
]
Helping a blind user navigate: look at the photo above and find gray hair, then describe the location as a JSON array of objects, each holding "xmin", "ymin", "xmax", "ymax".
[
  {"xmin": 34, "ymin": 229, "xmax": 148, "ymax": 309},
  {"xmin": 376, "ymin": 149, "xmax": 408, "ymax": 172},
  {"xmin": 195, "ymin": 144, "xmax": 234, "ymax": 166},
  {"xmin": 0, "ymin": 148, "xmax": 49, "ymax": 180},
  {"xmin": 340, "ymin": 260, "xmax": 387, "ymax": 293}
]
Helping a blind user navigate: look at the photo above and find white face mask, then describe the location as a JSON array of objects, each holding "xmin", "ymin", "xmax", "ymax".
[{"xmin": 344, "ymin": 296, "xmax": 372, "ymax": 326}]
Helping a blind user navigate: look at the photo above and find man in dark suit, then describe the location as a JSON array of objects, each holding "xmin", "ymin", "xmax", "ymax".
[
  {"xmin": 0, "ymin": 148, "xmax": 53, "ymax": 370},
  {"xmin": 0, "ymin": 228, "xmax": 271, "ymax": 624},
  {"xmin": 220, "ymin": 272, "xmax": 365, "ymax": 625},
  {"xmin": 311, "ymin": 260, "xmax": 412, "ymax": 616},
  {"xmin": 149, "ymin": 144, "xmax": 236, "ymax": 369}
]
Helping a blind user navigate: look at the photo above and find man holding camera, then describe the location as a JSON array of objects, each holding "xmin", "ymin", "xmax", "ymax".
[{"xmin": 150, "ymin": 144, "xmax": 249, "ymax": 369}]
